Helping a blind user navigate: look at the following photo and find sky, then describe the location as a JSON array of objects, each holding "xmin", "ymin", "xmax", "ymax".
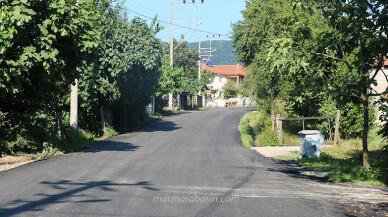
[{"xmin": 124, "ymin": 0, "xmax": 247, "ymax": 43}]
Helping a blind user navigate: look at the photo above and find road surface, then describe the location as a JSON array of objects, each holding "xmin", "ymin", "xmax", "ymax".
[{"xmin": 0, "ymin": 108, "xmax": 378, "ymax": 216}]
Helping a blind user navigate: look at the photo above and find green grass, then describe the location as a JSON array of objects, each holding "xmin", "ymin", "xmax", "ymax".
[
  {"xmin": 238, "ymin": 114, "xmax": 255, "ymax": 148},
  {"xmin": 273, "ymin": 129, "xmax": 388, "ymax": 186},
  {"xmin": 240, "ymin": 110, "xmax": 388, "ymax": 186}
]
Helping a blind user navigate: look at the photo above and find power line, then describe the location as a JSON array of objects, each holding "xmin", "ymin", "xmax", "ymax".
[{"xmin": 124, "ymin": 7, "xmax": 228, "ymax": 37}]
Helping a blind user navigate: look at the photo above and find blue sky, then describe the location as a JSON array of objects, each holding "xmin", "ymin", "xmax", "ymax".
[{"xmin": 124, "ymin": 0, "xmax": 247, "ymax": 43}]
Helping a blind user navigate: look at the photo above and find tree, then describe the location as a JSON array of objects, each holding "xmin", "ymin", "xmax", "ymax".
[
  {"xmin": 165, "ymin": 38, "xmax": 200, "ymax": 96},
  {"xmin": 223, "ymin": 80, "xmax": 239, "ymax": 99},
  {"xmin": 78, "ymin": 1, "xmax": 163, "ymax": 132},
  {"xmin": 0, "ymin": 0, "xmax": 97, "ymax": 154},
  {"xmin": 232, "ymin": 0, "xmax": 388, "ymax": 168}
]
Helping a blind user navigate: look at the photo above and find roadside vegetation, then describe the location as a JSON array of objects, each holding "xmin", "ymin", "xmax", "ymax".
[
  {"xmin": 233, "ymin": 0, "xmax": 388, "ymax": 169},
  {"xmin": 239, "ymin": 109, "xmax": 388, "ymax": 186},
  {"xmin": 277, "ymin": 129, "xmax": 388, "ymax": 186},
  {"xmin": 234, "ymin": 0, "xmax": 388, "ymax": 185},
  {"xmin": 0, "ymin": 0, "xmax": 210, "ymax": 163}
]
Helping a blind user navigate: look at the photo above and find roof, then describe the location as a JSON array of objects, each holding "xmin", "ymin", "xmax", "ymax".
[{"xmin": 202, "ymin": 64, "xmax": 248, "ymax": 76}]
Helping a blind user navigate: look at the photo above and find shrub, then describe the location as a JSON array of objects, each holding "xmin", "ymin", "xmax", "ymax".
[
  {"xmin": 256, "ymin": 127, "xmax": 278, "ymax": 146},
  {"xmin": 238, "ymin": 116, "xmax": 255, "ymax": 148}
]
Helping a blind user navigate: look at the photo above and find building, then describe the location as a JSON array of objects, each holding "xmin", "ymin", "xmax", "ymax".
[
  {"xmin": 371, "ymin": 58, "xmax": 388, "ymax": 95},
  {"xmin": 371, "ymin": 58, "xmax": 388, "ymax": 124},
  {"xmin": 202, "ymin": 64, "xmax": 248, "ymax": 99}
]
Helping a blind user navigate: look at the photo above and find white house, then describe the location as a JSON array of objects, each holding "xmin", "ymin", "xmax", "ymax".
[{"xmin": 202, "ymin": 64, "xmax": 247, "ymax": 99}]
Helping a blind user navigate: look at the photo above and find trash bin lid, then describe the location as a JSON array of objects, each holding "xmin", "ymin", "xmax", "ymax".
[{"xmin": 298, "ymin": 130, "xmax": 324, "ymax": 135}]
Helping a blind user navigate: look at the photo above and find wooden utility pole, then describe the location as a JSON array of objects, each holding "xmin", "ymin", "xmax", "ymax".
[{"xmin": 333, "ymin": 110, "xmax": 341, "ymax": 146}]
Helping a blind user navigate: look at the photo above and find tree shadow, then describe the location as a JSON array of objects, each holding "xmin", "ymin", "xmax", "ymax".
[
  {"xmin": 79, "ymin": 141, "xmax": 141, "ymax": 153},
  {"xmin": 0, "ymin": 179, "xmax": 158, "ymax": 216},
  {"xmin": 266, "ymin": 160, "xmax": 332, "ymax": 183},
  {"xmin": 141, "ymin": 118, "xmax": 181, "ymax": 132}
]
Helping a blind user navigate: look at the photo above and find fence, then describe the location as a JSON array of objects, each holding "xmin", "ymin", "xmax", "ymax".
[{"xmin": 275, "ymin": 110, "xmax": 341, "ymax": 146}]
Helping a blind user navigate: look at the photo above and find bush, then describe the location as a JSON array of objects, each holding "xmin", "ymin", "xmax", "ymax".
[{"xmin": 256, "ymin": 127, "xmax": 278, "ymax": 146}]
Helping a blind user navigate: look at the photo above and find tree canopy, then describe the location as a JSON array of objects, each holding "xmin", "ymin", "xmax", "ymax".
[{"xmin": 232, "ymin": 0, "xmax": 388, "ymax": 167}]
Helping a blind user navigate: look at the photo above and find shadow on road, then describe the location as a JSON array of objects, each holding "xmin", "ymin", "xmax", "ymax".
[
  {"xmin": 79, "ymin": 141, "xmax": 141, "ymax": 153},
  {"xmin": 0, "ymin": 180, "xmax": 158, "ymax": 216},
  {"xmin": 141, "ymin": 118, "xmax": 181, "ymax": 132},
  {"xmin": 266, "ymin": 160, "xmax": 331, "ymax": 183}
]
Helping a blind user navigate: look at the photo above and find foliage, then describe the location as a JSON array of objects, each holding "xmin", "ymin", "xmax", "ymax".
[
  {"xmin": 232, "ymin": 0, "xmax": 388, "ymax": 167},
  {"xmin": 256, "ymin": 128, "xmax": 279, "ymax": 147},
  {"xmin": 200, "ymin": 69, "xmax": 213, "ymax": 93},
  {"xmin": 0, "ymin": 0, "xmax": 164, "ymax": 155},
  {"xmin": 157, "ymin": 55, "xmax": 186, "ymax": 96},
  {"xmin": 0, "ymin": 0, "xmax": 97, "ymax": 155},
  {"xmin": 223, "ymin": 80, "xmax": 239, "ymax": 99},
  {"xmin": 238, "ymin": 114, "xmax": 255, "ymax": 148},
  {"xmin": 164, "ymin": 39, "xmax": 200, "ymax": 96}
]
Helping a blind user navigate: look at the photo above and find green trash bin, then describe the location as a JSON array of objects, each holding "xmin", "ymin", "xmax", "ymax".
[{"xmin": 298, "ymin": 130, "xmax": 325, "ymax": 158}]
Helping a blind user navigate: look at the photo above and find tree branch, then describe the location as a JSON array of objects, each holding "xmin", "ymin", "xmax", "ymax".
[{"xmin": 368, "ymin": 87, "xmax": 383, "ymax": 97}]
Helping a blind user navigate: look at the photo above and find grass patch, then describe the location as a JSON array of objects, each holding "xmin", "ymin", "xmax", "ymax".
[
  {"xmin": 239, "ymin": 113, "xmax": 255, "ymax": 148},
  {"xmin": 256, "ymin": 127, "xmax": 278, "ymax": 146},
  {"xmin": 274, "ymin": 128, "xmax": 388, "ymax": 186},
  {"xmin": 296, "ymin": 150, "xmax": 386, "ymax": 186}
]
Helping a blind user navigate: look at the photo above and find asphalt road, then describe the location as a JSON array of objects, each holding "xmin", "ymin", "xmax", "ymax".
[{"xmin": 0, "ymin": 107, "xmax": 352, "ymax": 216}]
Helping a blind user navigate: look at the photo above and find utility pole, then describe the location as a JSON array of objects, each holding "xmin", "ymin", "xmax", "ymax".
[
  {"xmin": 70, "ymin": 79, "xmax": 78, "ymax": 128},
  {"xmin": 198, "ymin": 38, "xmax": 201, "ymax": 96},
  {"xmin": 169, "ymin": 0, "xmax": 204, "ymax": 109},
  {"xmin": 70, "ymin": 0, "xmax": 80, "ymax": 129},
  {"xmin": 168, "ymin": 3, "xmax": 174, "ymax": 109}
]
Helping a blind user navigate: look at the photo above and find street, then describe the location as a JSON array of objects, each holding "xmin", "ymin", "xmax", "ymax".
[{"xmin": 0, "ymin": 108, "xmax": 375, "ymax": 216}]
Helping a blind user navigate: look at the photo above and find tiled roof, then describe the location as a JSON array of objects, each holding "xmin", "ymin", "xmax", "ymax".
[{"xmin": 202, "ymin": 64, "xmax": 248, "ymax": 76}]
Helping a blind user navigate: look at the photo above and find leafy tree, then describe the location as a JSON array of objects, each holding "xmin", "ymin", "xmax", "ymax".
[
  {"xmin": 0, "ymin": 0, "xmax": 97, "ymax": 154},
  {"xmin": 78, "ymin": 1, "xmax": 163, "ymax": 132},
  {"xmin": 157, "ymin": 55, "xmax": 186, "ymax": 96},
  {"xmin": 232, "ymin": 0, "xmax": 388, "ymax": 168},
  {"xmin": 223, "ymin": 80, "xmax": 239, "ymax": 99},
  {"xmin": 165, "ymin": 38, "xmax": 200, "ymax": 96}
]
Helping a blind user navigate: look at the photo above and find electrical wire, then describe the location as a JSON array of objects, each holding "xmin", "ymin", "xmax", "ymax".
[{"xmin": 124, "ymin": 7, "xmax": 228, "ymax": 36}]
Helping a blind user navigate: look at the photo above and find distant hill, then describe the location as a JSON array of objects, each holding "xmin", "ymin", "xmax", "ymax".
[{"xmin": 188, "ymin": 40, "xmax": 238, "ymax": 65}]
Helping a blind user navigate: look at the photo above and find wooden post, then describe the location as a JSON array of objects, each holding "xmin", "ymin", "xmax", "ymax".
[
  {"xmin": 302, "ymin": 115, "xmax": 305, "ymax": 130},
  {"xmin": 271, "ymin": 109, "xmax": 275, "ymax": 131},
  {"xmin": 57, "ymin": 112, "xmax": 67, "ymax": 140},
  {"xmin": 279, "ymin": 120, "xmax": 283, "ymax": 146},
  {"xmin": 152, "ymin": 96, "xmax": 155, "ymax": 115},
  {"xmin": 276, "ymin": 114, "xmax": 283, "ymax": 146},
  {"xmin": 334, "ymin": 110, "xmax": 341, "ymax": 146}
]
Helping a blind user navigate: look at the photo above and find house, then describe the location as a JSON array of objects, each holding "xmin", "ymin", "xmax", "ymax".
[
  {"xmin": 202, "ymin": 64, "xmax": 248, "ymax": 99},
  {"xmin": 371, "ymin": 58, "xmax": 388, "ymax": 95},
  {"xmin": 370, "ymin": 58, "xmax": 388, "ymax": 124}
]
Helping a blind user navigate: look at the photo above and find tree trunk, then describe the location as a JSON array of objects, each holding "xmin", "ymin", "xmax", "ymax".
[
  {"xmin": 57, "ymin": 112, "xmax": 68, "ymax": 141},
  {"xmin": 271, "ymin": 109, "xmax": 275, "ymax": 131},
  {"xmin": 100, "ymin": 108, "xmax": 108, "ymax": 137},
  {"xmin": 362, "ymin": 85, "xmax": 370, "ymax": 168}
]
